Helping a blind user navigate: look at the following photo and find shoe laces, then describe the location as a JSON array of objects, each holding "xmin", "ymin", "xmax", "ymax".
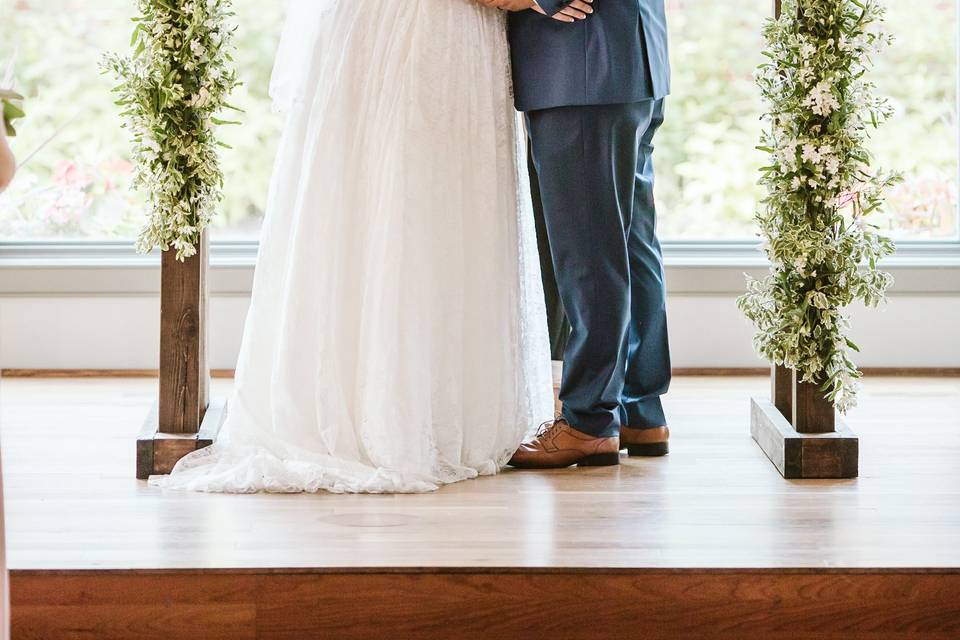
[{"xmin": 536, "ymin": 416, "xmax": 568, "ymax": 439}]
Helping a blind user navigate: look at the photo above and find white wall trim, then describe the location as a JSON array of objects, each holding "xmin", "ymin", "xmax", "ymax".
[
  {"xmin": 2, "ymin": 241, "xmax": 958, "ymax": 370},
  {"xmin": 2, "ymin": 292, "xmax": 957, "ymax": 370},
  {"xmin": 1, "ymin": 263, "xmax": 957, "ymax": 296}
]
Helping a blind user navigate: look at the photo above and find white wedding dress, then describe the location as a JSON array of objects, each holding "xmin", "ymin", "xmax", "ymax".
[{"xmin": 152, "ymin": 0, "xmax": 553, "ymax": 494}]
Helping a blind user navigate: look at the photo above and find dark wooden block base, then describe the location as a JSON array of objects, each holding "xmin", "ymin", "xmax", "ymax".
[
  {"xmin": 751, "ymin": 397, "xmax": 858, "ymax": 479},
  {"xmin": 136, "ymin": 397, "xmax": 227, "ymax": 479}
]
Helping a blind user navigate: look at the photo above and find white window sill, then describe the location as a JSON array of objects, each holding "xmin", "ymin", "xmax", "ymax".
[{"xmin": 1, "ymin": 240, "xmax": 959, "ymax": 296}]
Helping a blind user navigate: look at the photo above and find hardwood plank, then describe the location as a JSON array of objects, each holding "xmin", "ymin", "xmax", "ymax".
[
  {"xmin": 12, "ymin": 571, "xmax": 960, "ymax": 640},
  {"xmin": 1, "ymin": 369, "xmax": 162, "ymax": 378},
  {"xmin": 860, "ymin": 368, "xmax": 960, "ymax": 377},
  {"xmin": 671, "ymin": 367, "xmax": 770, "ymax": 376},
  {"xmin": 14, "ymin": 605, "xmax": 255, "ymax": 640},
  {"xmin": 13, "ymin": 573, "xmax": 256, "ymax": 640},
  {"xmin": 2, "ymin": 376, "xmax": 958, "ymax": 573}
]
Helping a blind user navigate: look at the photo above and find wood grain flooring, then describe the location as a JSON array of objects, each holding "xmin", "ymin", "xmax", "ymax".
[
  {"xmin": 2, "ymin": 376, "xmax": 959, "ymax": 639},
  {"xmin": 2, "ymin": 375, "xmax": 959, "ymax": 570}
]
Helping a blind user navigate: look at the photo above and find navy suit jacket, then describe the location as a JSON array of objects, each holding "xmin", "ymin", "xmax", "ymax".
[{"xmin": 508, "ymin": 0, "xmax": 670, "ymax": 112}]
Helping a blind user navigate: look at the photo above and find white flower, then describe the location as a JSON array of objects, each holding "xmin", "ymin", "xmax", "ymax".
[
  {"xmin": 801, "ymin": 143, "xmax": 820, "ymax": 164},
  {"xmin": 190, "ymin": 87, "xmax": 211, "ymax": 108},
  {"xmin": 803, "ymin": 80, "xmax": 841, "ymax": 116}
]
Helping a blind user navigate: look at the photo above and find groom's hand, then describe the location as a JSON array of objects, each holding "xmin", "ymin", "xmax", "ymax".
[
  {"xmin": 482, "ymin": 0, "xmax": 594, "ymax": 22},
  {"xmin": 531, "ymin": 0, "xmax": 594, "ymax": 22}
]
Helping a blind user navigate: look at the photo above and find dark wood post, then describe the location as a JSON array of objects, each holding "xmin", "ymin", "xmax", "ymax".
[
  {"xmin": 792, "ymin": 375, "xmax": 835, "ymax": 434},
  {"xmin": 159, "ymin": 232, "xmax": 210, "ymax": 434},
  {"xmin": 771, "ymin": 365, "xmax": 792, "ymax": 421},
  {"xmin": 749, "ymin": 0, "xmax": 857, "ymax": 479},
  {"xmin": 137, "ymin": 231, "xmax": 226, "ymax": 479}
]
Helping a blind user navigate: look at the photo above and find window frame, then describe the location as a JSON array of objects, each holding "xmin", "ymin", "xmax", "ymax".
[
  {"xmin": 2, "ymin": 237, "xmax": 959, "ymax": 266},
  {"xmin": 1, "ymin": 239, "xmax": 958, "ymax": 298}
]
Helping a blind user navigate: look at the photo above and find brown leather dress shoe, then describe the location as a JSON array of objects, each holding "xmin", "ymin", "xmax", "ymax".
[
  {"xmin": 508, "ymin": 418, "xmax": 620, "ymax": 469},
  {"xmin": 620, "ymin": 425, "xmax": 670, "ymax": 457}
]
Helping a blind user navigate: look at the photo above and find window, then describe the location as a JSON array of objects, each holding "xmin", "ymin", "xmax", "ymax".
[
  {"xmin": 872, "ymin": 0, "xmax": 958, "ymax": 241},
  {"xmin": 658, "ymin": 0, "xmax": 768, "ymax": 240},
  {"xmin": 659, "ymin": 0, "xmax": 959, "ymax": 243},
  {"xmin": 0, "ymin": 0, "xmax": 284, "ymax": 242},
  {"xmin": 2, "ymin": 1, "xmax": 958, "ymax": 249}
]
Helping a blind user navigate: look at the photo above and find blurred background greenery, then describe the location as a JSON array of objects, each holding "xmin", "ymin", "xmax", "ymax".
[
  {"xmin": 0, "ymin": 0, "xmax": 285, "ymax": 241},
  {"xmin": 0, "ymin": 0, "xmax": 956, "ymax": 243}
]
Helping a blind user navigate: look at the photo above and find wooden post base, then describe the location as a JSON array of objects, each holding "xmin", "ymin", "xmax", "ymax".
[
  {"xmin": 751, "ymin": 397, "xmax": 858, "ymax": 479},
  {"xmin": 136, "ymin": 397, "xmax": 227, "ymax": 480}
]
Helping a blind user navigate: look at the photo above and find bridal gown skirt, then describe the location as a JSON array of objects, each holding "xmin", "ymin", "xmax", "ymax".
[{"xmin": 153, "ymin": 0, "xmax": 553, "ymax": 494}]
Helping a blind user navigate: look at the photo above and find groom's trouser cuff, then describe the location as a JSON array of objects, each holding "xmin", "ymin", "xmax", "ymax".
[{"xmin": 622, "ymin": 397, "xmax": 668, "ymax": 430}]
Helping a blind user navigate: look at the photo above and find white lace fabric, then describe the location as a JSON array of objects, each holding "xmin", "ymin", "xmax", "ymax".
[{"xmin": 151, "ymin": 0, "xmax": 553, "ymax": 494}]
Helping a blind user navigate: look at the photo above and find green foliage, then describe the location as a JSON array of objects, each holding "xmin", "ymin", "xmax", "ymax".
[
  {"xmin": 657, "ymin": 0, "xmax": 957, "ymax": 241},
  {"xmin": 737, "ymin": 0, "xmax": 898, "ymax": 412},
  {"xmin": 0, "ymin": 88, "xmax": 25, "ymax": 137},
  {"xmin": 0, "ymin": 1, "xmax": 954, "ymax": 242},
  {"xmin": 103, "ymin": 0, "xmax": 241, "ymax": 260},
  {"xmin": 0, "ymin": 1, "xmax": 285, "ymax": 241}
]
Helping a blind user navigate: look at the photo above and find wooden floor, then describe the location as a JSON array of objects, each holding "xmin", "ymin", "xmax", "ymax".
[{"xmin": 3, "ymin": 375, "xmax": 960, "ymax": 639}]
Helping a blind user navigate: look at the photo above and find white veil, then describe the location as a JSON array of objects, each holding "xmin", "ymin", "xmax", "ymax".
[{"xmin": 269, "ymin": 0, "xmax": 339, "ymax": 113}]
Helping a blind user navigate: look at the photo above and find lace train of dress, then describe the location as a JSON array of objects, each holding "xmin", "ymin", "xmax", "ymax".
[{"xmin": 150, "ymin": 0, "xmax": 553, "ymax": 494}]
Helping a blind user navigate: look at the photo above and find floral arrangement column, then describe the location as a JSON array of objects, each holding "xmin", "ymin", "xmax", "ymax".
[
  {"xmin": 106, "ymin": 0, "xmax": 238, "ymax": 477},
  {"xmin": 106, "ymin": 0, "xmax": 239, "ymax": 260},
  {"xmin": 740, "ymin": 0, "xmax": 898, "ymax": 478}
]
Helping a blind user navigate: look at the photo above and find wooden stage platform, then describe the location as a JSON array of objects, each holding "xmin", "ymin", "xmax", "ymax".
[{"xmin": 3, "ymin": 376, "xmax": 959, "ymax": 639}]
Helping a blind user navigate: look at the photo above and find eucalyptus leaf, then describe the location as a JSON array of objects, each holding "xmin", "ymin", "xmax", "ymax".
[{"xmin": 0, "ymin": 88, "xmax": 25, "ymax": 137}]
